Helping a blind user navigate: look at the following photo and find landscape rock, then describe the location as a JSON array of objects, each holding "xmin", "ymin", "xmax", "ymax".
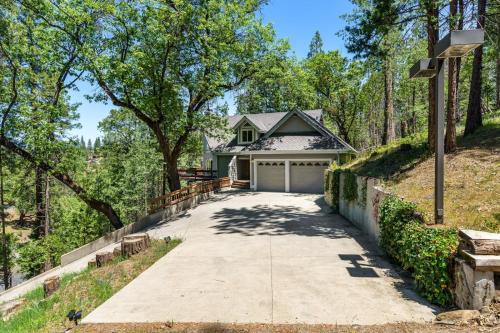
[
  {"xmin": 453, "ymin": 257, "xmax": 496, "ymax": 309},
  {"xmin": 43, "ymin": 276, "xmax": 60, "ymax": 297},
  {"xmin": 472, "ymin": 279, "xmax": 495, "ymax": 310},
  {"xmin": 436, "ymin": 309, "xmax": 480, "ymax": 324},
  {"xmin": 0, "ymin": 298, "xmax": 26, "ymax": 321}
]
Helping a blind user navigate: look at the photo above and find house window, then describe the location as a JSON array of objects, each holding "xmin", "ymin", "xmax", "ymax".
[{"xmin": 240, "ymin": 128, "xmax": 254, "ymax": 143}]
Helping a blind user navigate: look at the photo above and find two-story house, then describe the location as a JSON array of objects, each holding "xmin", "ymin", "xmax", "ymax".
[{"xmin": 202, "ymin": 109, "xmax": 356, "ymax": 193}]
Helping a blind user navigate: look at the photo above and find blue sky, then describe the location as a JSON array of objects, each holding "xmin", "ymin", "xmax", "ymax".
[{"xmin": 70, "ymin": 0, "xmax": 354, "ymax": 141}]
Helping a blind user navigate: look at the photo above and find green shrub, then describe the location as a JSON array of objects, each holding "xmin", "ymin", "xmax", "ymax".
[
  {"xmin": 324, "ymin": 169, "xmax": 340, "ymax": 212},
  {"xmin": 343, "ymin": 172, "xmax": 358, "ymax": 202},
  {"xmin": 379, "ymin": 195, "xmax": 459, "ymax": 306},
  {"xmin": 359, "ymin": 177, "xmax": 367, "ymax": 207},
  {"xmin": 17, "ymin": 235, "xmax": 68, "ymax": 277}
]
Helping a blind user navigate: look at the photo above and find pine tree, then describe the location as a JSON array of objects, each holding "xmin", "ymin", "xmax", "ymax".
[
  {"xmin": 307, "ymin": 31, "xmax": 324, "ymax": 58},
  {"xmin": 94, "ymin": 137, "xmax": 101, "ymax": 150},
  {"xmin": 80, "ymin": 136, "xmax": 85, "ymax": 149},
  {"xmin": 87, "ymin": 139, "xmax": 93, "ymax": 152}
]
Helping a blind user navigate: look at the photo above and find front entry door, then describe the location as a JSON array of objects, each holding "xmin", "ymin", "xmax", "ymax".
[{"xmin": 238, "ymin": 159, "xmax": 250, "ymax": 180}]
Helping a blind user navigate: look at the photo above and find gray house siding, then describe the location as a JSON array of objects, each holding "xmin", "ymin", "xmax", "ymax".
[{"xmin": 217, "ymin": 155, "xmax": 233, "ymax": 178}]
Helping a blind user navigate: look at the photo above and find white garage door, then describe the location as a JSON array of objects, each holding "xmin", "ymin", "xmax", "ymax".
[
  {"xmin": 290, "ymin": 161, "xmax": 329, "ymax": 193},
  {"xmin": 257, "ymin": 161, "xmax": 285, "ymax": 192}
]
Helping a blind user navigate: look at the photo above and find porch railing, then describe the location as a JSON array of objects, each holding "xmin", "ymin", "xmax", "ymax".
[
  {"xmin": 178, "ymin": 168, "xmax": 217, "ymax": 181},
  {"xmin": 148, "ymin": 177, "xmax": 231, "ymax": 213}
]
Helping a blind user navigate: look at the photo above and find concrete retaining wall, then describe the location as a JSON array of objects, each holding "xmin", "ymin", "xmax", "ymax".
[
  {"xmin": 60, "ymin": 191, "xmax": 213, "ymax": 266},
  {"xmin": 327, "ymin": 171, "xmax": 390, "ymax": 243}
]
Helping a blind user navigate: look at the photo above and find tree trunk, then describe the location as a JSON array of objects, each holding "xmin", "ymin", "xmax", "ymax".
[
  {"xmin": 382, "ymin": 56, "xmax": 395, "ymax": 145},
  {"xmin": 427, "ymin": 1, "xmax": 439, "ymax": 152},
  {"xmin": 0, "ymin": 147, "xmax": 10, "ymax": 290},
  {"xmin": 166, "ymin": 157, "xmax": 181, "ymax": 191},
  {"xmin": 43, "ymin": 174, "xmax": 52, "ymax": 271},
  {"xmin": 0, "ymin": 136, "xmax": 124, "ymax": 229},
  {"xmin": 496, "ymin": 28, "xmax": 500, "ymax": 110},
  {"xmin": 401, "ymin": 120, "xmax": 408, "ymax": 138},
  {"xmin": 445, "ymin": 0, "xmax": 461, "ymax": 153},
  {"xmin": 497, "ymin": 56, "xmax": 500, "ymax": 110},
  {"xmin": 44, "ymin": 174, "xmax": 50, "ymax": 236},
  {"xmin": 464, "ymin": 0, "xmax": 486, "ymax": 136},
  {"xmin": 34, "ymin": 167, "xmax": 45, "ymax": 239},
  {"xmin": 411, "ymin": 86, "xmax": 417, "ymax": 134}
]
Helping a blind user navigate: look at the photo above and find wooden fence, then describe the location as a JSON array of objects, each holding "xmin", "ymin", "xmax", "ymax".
[
  {"xmin": 178, "ymin": 168, "xmax": 217, "ymax": 181},
  {"xmin": 148, "ymin": 177, "xmax": 231, "ymax": 213}
]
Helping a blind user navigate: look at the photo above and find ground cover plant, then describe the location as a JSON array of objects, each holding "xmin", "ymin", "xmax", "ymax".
[
  {"xmin": 0, "ymin": 239, "xmax": 180, "ymax": 333},
  {"xmin": 379, "ymin": 195, "xmax": 459, "ymax": 306}
]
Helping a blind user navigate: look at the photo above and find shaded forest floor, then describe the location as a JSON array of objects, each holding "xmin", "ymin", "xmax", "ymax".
[
  {"xmin": 345, "ymin": 116, "xmax": 499, "ymax": 232},
  {"xmin": 4, "ymin": 206, "xmax": 32, "ymax": 242}
]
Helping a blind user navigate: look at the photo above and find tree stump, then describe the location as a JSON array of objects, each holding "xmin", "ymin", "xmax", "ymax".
[
  {"xmin": 88, "ymin": 258, "xmax": 97, "ymax": 269},
  {"xmin": 43, "ymin": 276, "xmax": 60, "ymax": 298},
  {"xmin": 113, "ymin": 246, "xmax": 122, "ymax": 258},
  {"xmin": 96, "ymin": 251, "xmax": 114, "ymax": 267},
  {"xmin": 121, "ymin": 233, "xmax": 150, "ymax": 257}
]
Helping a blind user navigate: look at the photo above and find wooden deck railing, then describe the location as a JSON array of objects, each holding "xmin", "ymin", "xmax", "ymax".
[
  {"xmin": 148, "ymin": 177, "xmax": 231, "ymax": 213},
  {"xmin": 178, "ymin": 168, "xmax": 217, "ymax": 180}
]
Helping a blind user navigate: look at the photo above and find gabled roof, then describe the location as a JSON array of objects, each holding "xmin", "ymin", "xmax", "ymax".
[
  {"xmin": 207, "ymin": 109, "xmax": 357, "ymax": 154},
  {"xmin": 226, "ymin": 109, "xmax": 322, "ymax": 133},
  {"xmin": 263, "ymin": 109, "xmax": 328, "ymax": 138}
]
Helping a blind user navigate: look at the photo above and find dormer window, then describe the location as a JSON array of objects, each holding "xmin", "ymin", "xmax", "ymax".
[
  {"xmin": 239, "ymin": 123, "xmax": 255, "ymax": 144},
  {"xmin": 241, "ymin": 128, "xmax": 253, "ymax": 143}
]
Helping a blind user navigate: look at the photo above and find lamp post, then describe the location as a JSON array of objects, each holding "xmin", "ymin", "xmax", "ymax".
[{"xmin": 409, "ymin": 29, "xmax": 484, "ymax": 224}]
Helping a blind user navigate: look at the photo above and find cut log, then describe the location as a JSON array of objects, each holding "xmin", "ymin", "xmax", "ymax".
[
  {"xmin": 88, "ymin": 258, "xmax": 97, "ymax": 269},
  {"xmin": 113, "ymin": 246, "xmax": 122, "ymax": 258},
  {"xmin": 123, "ymin": 233, "xmax": 151, "ymax": 247},
  {"xmin": 43, "ymin": 276, "xmax": 60, "ymax": 298},
  {"xmin": 96, "ymin": 251, "xmax": 114, "ymax": 267},
  {"xmin": 0, "ymin": 298, "xmax": 26, "ymax": 321},
  {"xmin": 459, "ymin": 229, "xmax": 500, "ymax": 255}
]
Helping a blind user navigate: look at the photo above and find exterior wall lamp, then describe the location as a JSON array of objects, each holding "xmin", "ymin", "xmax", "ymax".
[{"xmin": 409, "ymin": 29, "xmax": 484, "ymax": 224}]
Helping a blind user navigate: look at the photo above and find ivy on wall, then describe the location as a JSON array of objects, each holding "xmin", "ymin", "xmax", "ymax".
[
  {"xmin": 359, "ymin": 177, "xmax": 367, "ymax": 208},
  {"xmin": 343, "ymin": 172, "xmax": 358, "ymax": 202},
  {"xmin": 324, "ymin": 168, "xmax": 340, "ymax": 212},
  {"xmin": 379, "ymin": 195, "xmax": 459, "ymax": 306}
]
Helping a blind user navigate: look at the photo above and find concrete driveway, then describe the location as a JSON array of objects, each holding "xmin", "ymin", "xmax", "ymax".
[{"xmin": 83, "ymin": 191, "xmax": 436, "ymax": 325}]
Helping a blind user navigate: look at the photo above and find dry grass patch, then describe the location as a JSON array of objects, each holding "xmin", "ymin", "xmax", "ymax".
[
  {"xmin": 0, "ymin": 239, "xmax": 180, "ymax": 333},
  {"xmin": 387, "ymin": 118, "xmax": 499, "ymax": 231},
  {"xmin": 343, "ymin": 116, "xmax": 499, "ymax": 232}
]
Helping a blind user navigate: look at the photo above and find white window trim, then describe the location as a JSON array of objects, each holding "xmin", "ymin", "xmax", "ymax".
[{"xmin": 239, "ymin": 125, "xmax": 255, "ymax": 144}]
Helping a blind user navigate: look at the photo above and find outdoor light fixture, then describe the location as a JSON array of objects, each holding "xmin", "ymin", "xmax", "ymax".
[
  {"xmin": 409, "ymin": 58, "xmax": 436, "ymax": 79},
  {"xmin": 410, "ymin": 29, "xmax": 484, "ymax": 224},
  {"xmin": 434, "ymin": 29, "xmax": 484, "ymax": 58},
  {"xmin": 67, "ymin": 309, "xmax": 82, "ymax": 325}
]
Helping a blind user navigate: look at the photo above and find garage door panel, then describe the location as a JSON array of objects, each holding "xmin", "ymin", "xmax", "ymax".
[
  {"xmin": 290, "ymin": 161, "xmax": 329, "ymax": 194},
  {"xmin": 257, "ymin": 161, "xmax": 285, "ymax": 192}
]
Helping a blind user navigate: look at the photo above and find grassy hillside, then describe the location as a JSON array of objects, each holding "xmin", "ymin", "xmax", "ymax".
[
  {"xmin": 343, "ymin": 116, "xmax": 499, "ymax": 232},
  {"xmin": 0, "ymin": 239, "xmax": 180, "ymax": 333}
]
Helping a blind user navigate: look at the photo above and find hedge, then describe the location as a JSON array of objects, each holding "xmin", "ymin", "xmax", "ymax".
[
  {"xmin": 379, "ymin": 195, "xmax": 459, "ymax": 306},
  {"xmin": 324, "ymin": 169, "xmax": 340, "ymax": 212}
]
